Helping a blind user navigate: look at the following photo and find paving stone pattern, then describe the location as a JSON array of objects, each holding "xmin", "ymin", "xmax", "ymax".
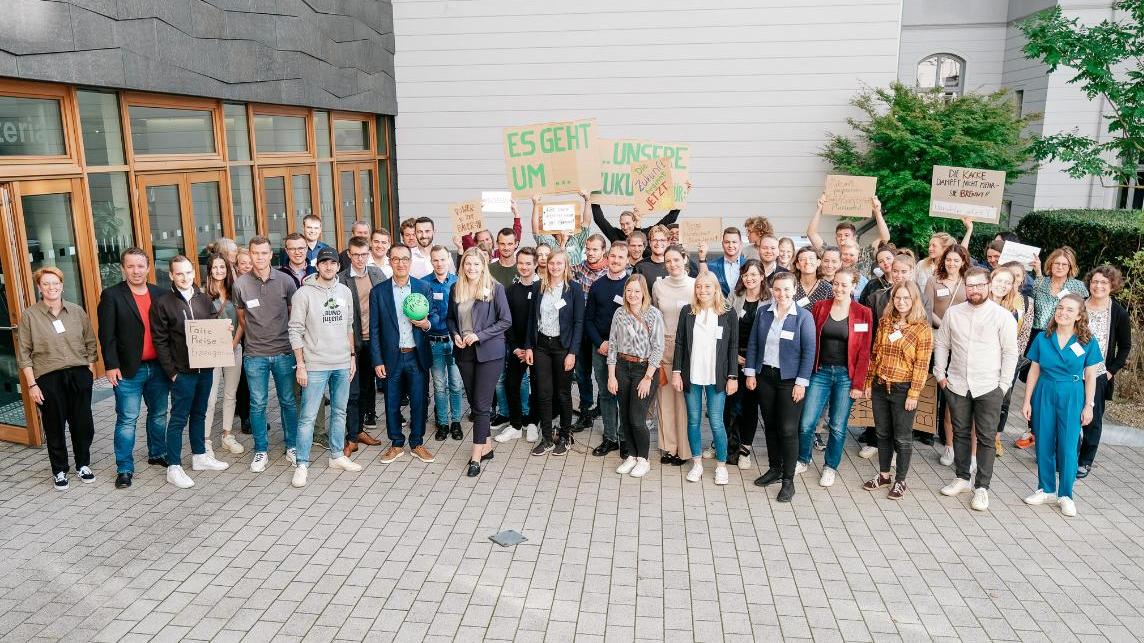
[{"xmin": 1, "ymin": 381, "xmax": 1143, "ymax": 642}]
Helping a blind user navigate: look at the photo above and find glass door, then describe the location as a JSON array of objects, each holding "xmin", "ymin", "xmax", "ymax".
[
  {"xmin": 336, "ymin": 161, "xmax": 377, "ymax": 246},
  {"xmin": 259, "ymin": 166, "xmax": 317, "ymax": 265},
  {"xmin": 137, "ymin": 171, "xmax": 229, "ymax": 286}
]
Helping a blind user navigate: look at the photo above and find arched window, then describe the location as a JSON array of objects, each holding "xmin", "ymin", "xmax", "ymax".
[{"xmin": 917, "ymin": 53, "xmax": 965, "ymax": 97}]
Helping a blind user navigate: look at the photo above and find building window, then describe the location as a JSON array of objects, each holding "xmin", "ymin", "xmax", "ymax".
[
  {"xmin": 76, "ymin": 91, "xmax": 125, "ymax": 166},
  {"xmin": 129, "ymin": 105, "xmax": 216, "ymax": 155},
  {"xmin": 334, "ymin": 118, "xmax": 370, "ymax": 152},
  {"xmin": 1014, "ymin": 89, "xmax": 1025, "ymax": 117},
  {"xmin": 917, "ymin": 53, "xmax": 965, "ymax": 97},
  {"xmin": 1117, "ymin": 167, "xmax": 1144, "ymax": 210},
  {"xmin": 223, "ymin": 103, "xmax": 251, "ymax": 162},
  {"xmin": 253, "ymin": 113, "xmax": 308, "ymax": 154},
  {"xmin": 88, "ymin": 172, "xmax": 135, "ymax": 288},
  {"xmin": 0, "ymin": 95, "xmax": 66, "ymax": 156}
]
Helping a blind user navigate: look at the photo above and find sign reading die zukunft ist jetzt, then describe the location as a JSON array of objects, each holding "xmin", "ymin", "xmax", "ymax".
[
  {"xmin": 503, "ymin": 119, "xmax": 601, "ymax": 198},
  {"xmin": 929, "ymin": 165, "xmax": 1006, "ymax": 224}
]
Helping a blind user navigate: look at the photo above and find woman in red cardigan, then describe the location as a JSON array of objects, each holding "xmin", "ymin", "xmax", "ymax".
[{"xmin": 795, "ymin": 267, "xmax": 872, "ymax": 487}]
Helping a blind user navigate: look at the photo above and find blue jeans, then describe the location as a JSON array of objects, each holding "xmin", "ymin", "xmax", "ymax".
[
  {"xmin": 496, "ymin": 354, "xmax": 530, "ymax": 418},
  {"xmin": 112, "ymin": 361, "xmax": 170, "ymax": 473},
  {"xmin": 798, "ymin": 365, "xmax": 855, "ymax": 470},
  {"xmin": 431, "ymin": 340, "xmax": 465, "ymax": 425},
  {"xmin": 297, "ymin": 368, "xmax": 349, "ymax": 465},
  {"xmin": 685, "ymin": 384, "xmax": 727, "ymax": 462},
  {"xmin": 592, "ymin": 352, "xmax": 619, "ymax": 442},
  {"xmin": 385, "ymin": 351, "xmax": 428, "ymax": 447},
  {"xmin": 243, "ymin": 353, "xmax": 299, "ymax": 454},
  {"xmin": 166, "ymin": 369, "xmax": 214, "ymax": 466}
]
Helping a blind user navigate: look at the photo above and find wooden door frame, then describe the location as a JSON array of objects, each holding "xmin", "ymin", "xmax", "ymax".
[
  {"xmin": 256, "ymin": 165, "xmax": 318, "ymax": 237},
  {"xmin": 135, "ymin": 170, "xmax": 231, "ymax": 283},
  {"xmin": 334, "ymin": 161, "xmax": 379, "ymax": 243}
]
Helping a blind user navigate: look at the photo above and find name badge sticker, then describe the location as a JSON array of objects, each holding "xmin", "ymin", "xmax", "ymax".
[
  {"xmin": 936, "ymin": 288, "xmax": 950, "ymax": 298},
  {"xmin": 738, "ymin": 308, "xmax": 746, "ymax": 319},
  {"xmin": 433, "ymin": 292, "xmax": 444, "ymax": 301},
  {"xmin": 854, "ymin": 323, "xmax": 868, "ymax": 333},
  {"xmin": 1070, "ymin": 343, "xmax": 1085, "ymax": 357},
  {"xmin": 1057, "ymin": 288, "xmax": 1070, "ymax": 299},
  {"xmin": 796, "ymin": 297, "xmax": 810, "ymax": 307},
  {"xmin": 527, "ymin": 291, "xmax": 532, "ymax": 300},
  {"xmin": 715, "ymin": 325, "xmax": 724, "ymax": 340},
  {"xmin": 780, "ymin": 330, "xmax": 795, "ymax": 341},
  {"xmin": 246, "ymin": 298, "xmax": 260, "ymax": 309},
  {"xmin": 52, "ymin": 319, "xmax": 65, "ymax": 334},
  {"xmin": 555, "ymin": 298, "xmax": 566, "ymax": 310},
  {"xmin": 888, "ymin": 330, "xmax": 903, "ymax": 342},
  {"xmin": 613, "ymin": 294, "xmax": 623, "ymax": 305}
]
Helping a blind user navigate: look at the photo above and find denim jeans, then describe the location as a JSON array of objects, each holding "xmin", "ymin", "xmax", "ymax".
[
  {"xmin": 685, "ymin": 384, "xmax": 727, "ymax": 462},
  {"xmin": 431, "ymin": 339, "xmax": 465, "ymax": 425},
  {"xmin": 496, "ymin": 358, "xmax": 530, "ymax": 418},
  {"xmin": 112, "ymin": 361, "xmax": 170, "ymax": 473},
  {"xmin": 797, "ymin": 365, "xmax": 855, "ymax": 470},
  {"xmin": 243, "ymin": 353, "xmax": 299, "ymax": 454},
  {"xmin": 592, "ymin": 352, "xmax": 620, "ymax": 442},
  {"xmin": 166, "ymin": 369, "xmax": 214, "ymax": 466},
  {"xmin": 297, "ymin": 368, "xmax": 349, "ymax": 465}
]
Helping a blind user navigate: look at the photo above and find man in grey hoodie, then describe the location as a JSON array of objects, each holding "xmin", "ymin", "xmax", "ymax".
[{"xmin": 288, "ymin": 247, "xmax": 363, "ymax": 487}]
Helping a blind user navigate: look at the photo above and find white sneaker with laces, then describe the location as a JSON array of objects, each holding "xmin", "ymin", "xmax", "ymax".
[
  {"xmin": 940, "ymin": 445, "xmax": 955, "ymax": 466},
  {"xmin": 631, "ymin": 458, "xmax": 650, "ymax": 478},
  {"xmin": 617, "ymin": 456, "xmax": 638, "ymax": 474},
  {"xmin": 686, "ymin": 461, "xmax": 703, "ymax": 482},
  {"xmin": 329, "ymin": 456, "xmax": 362, "ymax": 472},
  {"xmin": 1058, "ymin": 496, "xmax": 1077, "ymax": 517},
  {"xmin": 941, "ymin": 478, "xmax": 973, "ymax": 496},
  {"xmin": 221, "ymin": 434, "xmax": 245, "ymax": 454},
  {"xmin": 250, "ymin": 452, "xmax": 268, "ymax": 473},
  {"xmin": 192, "ymin": 453, "xmax": 230, "ymax": 471},
  {"xmin": 494, "ymin": 427, "xmax": 522, "ymax": 443},
  {"xmin": 971, "ymin": 488, "xmax": 989, "ymax": 511},
  {"xmin": 286, "ymin": 447, "xmax": 298, "ymax": 467},
  {"xmin": 166, "ymin": 465, "xmax": 194, "ymax": 489},
  {"xmin": 714, "ymin": 466, "xmax": 729, "ymax": 485},
  {"xmin": 292, "ymin": 464, "xmax": 308, "ymax": 488},
  {"xmin": 702, "ymin": 447, "xmax": 715, "ymax": 459},
  {"xmin": 737, "ymin": 452, "xmax": 751, "ymax": 470},
  {"xmin": 78, "ymin": 466, "xmax": 95, "ymax": 483},
  {"xmin": 53, "ymin": 471, "xmax": 69, "ymax": 491},
  {"xmin": 525, "ymin": 424, "xmax": 539, "ymax": 443},
  {"xmin": 1024, "ymin": 489, "xmax": 1057, "ymax": 505},
  {"xmin": 859, "ymin": 445, "xmax": 878, "ymax": 459},
  {"xmin": 794, "ymin": 461, "xmax": 807, "ymax": 475},
  {"xmin": 819, "ymin": 467, "xmax": 836, "ymax": 487}
]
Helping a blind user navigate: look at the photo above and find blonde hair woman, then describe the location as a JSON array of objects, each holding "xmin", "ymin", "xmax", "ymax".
[
  {"xmin": 672, "ymin": 271, "xmax": 740, "ymax": 485},
  {"xmin": 608, "ymin": 274, "xmax": 665, "ymax": 477},
  {"xmin": 990, "ymin": 266, "xmax": 1034, "ymax": 454}
]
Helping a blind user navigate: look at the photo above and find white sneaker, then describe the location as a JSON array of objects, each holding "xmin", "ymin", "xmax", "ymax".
[
  {"xmin": 250, "ymin": 452, "xmax": 268, "ymax": 473},
  {"xmin": 737, "ymin": 452, "xmax": 751, "ymax": 470},
  {"xmin": 494, "ymin": 427, "xmax": 522, "ymax": 443},
  {"xmin": 971, "ymin": 488, "xmax": 989, "ymax": 511},
  {"xmin": 702, "ymin": 447, "xmax": 715, "ymax": 459},
  {"xmin": 1024, "ymin": 489, "xmax": 1057, "ymax": 505},
  {"xmin": 286, "ymin": 447, "xmax": 298, "ymax": 467},
  {"xmin": 525, "ymin": 424, "xmax": 539, "ymax": 443},
  {"xmin": 1058, "ymin": 496, "xmax": 1077, "ymax": 517},
  {"xmin": 970, "ymin": 457, "xmax": 978, "ymax": 476},
  {"xmin": 205, "ymin": 441, "xmax": 215, "ymax": 459},
  {"xmin": 939, "ymin": 445, "xmax": 954, "ymax": 466},
  {"xmin": 617, "ymin": 456, "xmax": 638, "ymax": 474},
  {"xmin": 631, "ymin": 458, "xmax": 650, "ymax": 478},
  {"xmin": 794, "ymin": 461, "xmax": 807, "ymax": 475},
  {"xmin": 329, "ymin": 456, "xmax": 362, "ymax": 472},
  {"xmin": 941, "ymin": 478, "xmax": 973, "ymax": 496},
  {"xmin": 192, "ymin": 453, "xmax": 230, "ymax": 471},
  {"xmin": 859, "ymin": 445, "xmax": 878, "ymax": 459},
  {"xmin": 78, "ymin": 466, "xmax": 95, "ymax": 484},
  {"xmin": 166, "ymin": 465, "xmax": 194, "ymax": 489},
  {"xmin": 292, "ymin": 464, "xmax": 308, "ymax": 488},
  {"xmin": 686, "ymin": 461, "xmax": 703, "ymax": 482},
  {"xmin": 221, "ymin": 434, "xmax": 245, "ymax": 454},
  {"xmin": 714, "ymin": 466, "xmax": 729, "ymax": 485},
  {"xmin": 819, "ymin": 467, "xmax": 836, "ymax": 487}
]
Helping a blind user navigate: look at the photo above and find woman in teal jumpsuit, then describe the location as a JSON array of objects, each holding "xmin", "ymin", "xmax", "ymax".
[{"xmin": 1021, "ymin": 293, "xmax": 1101, "ymax": 517}]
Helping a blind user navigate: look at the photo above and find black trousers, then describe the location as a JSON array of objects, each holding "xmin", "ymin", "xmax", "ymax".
[
  {"xmin": 235, "ymin": 367, "xmax": 250, "ymax": 422},
  {"xmin": 345, "ymin": 345, "xmax": 376, "ymax": 441},
  {"xmin": 504, "ymin": 349, "xmax": 535, "ymax": 429},
  {"xmin": 458, "ymin": 348, "xmax": 503, "ymax": 444},
  {"xmin": 1079, "ymin": 373, "xmax": 1109, "ymax": 467},
  {"xmin": 38, "ymin": 365, "xmax": 95, "ymax": 475},
  {"xmin": 616, "ymin": 359, "xmax": 658, "ymax": 459},
  {"xmin": 534, "ymin": 335, "xmax": 573, "ymax": 439},
  {"xmin": 946, "ymin": 386, "xmax": 1003, "ymax": 489},
  {"xmin": 871, "ymin": 380, "xmax": 917, "ymax": 480},
  {"xmin": 757, "ymin": 366, "xmax": 803, "ymax": 479},
  {"xmin": 727, "ymin": 367, "xmax": 761, "ymax": 455}
]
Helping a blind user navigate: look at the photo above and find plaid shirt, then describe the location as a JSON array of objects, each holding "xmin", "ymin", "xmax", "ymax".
[
  {"xmin": 572, "ymin": 262, "xmax": 607, "ymax": 301},
  {"xmin": 865, "ymin": 316, "xmax": 933, "ymax": 400}
]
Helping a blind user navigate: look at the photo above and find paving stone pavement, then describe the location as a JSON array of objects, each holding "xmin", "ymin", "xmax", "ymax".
[{"xmin": 1, "ymin": 380, "xmax": 1144, "ymax": 642}]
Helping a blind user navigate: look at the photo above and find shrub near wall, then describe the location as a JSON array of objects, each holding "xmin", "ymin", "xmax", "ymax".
[{"xmin": 1013, "ymin": 210, "xmax": 1143, "ymax": 274}]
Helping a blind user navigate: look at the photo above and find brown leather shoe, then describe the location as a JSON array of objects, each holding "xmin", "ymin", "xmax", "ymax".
[
  {"xmin": 379, "ymin": 446, "xmax": 404, "ymax": 463},
  {"xmin": 357, "ymin": 431, "xmax": 381, "ymax": 446},
  {"xmin": 411, "ymin": 445, "xmax": 435, "ymax": 463},
  {"xmin": 343, "ymin": 441, "xmax": 358, "ymax": 457}
]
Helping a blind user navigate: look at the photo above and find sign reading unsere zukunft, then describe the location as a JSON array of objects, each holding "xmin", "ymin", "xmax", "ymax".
[{"xmin": 594, "ymin": 139, "xmax": 690, "ymax": 207}]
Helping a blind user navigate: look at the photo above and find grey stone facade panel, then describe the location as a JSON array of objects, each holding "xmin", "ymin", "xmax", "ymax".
[{"xmin": 1, "ymin": 0, "xmax": 395, "ymax": 114}]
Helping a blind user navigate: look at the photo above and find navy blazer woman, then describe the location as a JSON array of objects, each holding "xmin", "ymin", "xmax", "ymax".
[
  {"xmin": 527, "ymin": 280, "xmax": 585, "ymax": 352},
  {"xmin": 744, "ymin": 301, "xmax": 816, "ymax": 385},
  {"xmin": 672, "ymin": 305, "xmax": 740, "ymax": 392},
  {"xmin": 446, "ymin": 282, "xmax": 513, "ymax": 361}
]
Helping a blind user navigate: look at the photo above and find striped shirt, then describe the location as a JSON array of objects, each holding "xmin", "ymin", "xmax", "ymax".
[
  {"xmin": 607, "ymin": 306, "xmax": 665, "ymax": 367},
  {"xmin": 864, "ymin": 316, "xmax": 933, "ymax": 400}
]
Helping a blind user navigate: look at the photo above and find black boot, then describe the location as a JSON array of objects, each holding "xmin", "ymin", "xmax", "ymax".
[
  {"xmin": 754, "ymin": 468, "xmax": 782, "ymax": 487},
  {"xmin": 591, "ymin": 439, "xmax": 618, "ymax": 457},
  {"xmin": 777, "ymin": 478, "xmax": 795, "ymax": 502}
]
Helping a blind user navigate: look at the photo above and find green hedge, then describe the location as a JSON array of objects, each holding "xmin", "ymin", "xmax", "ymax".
[{"xmin": 1014, "ymin": 210, "xmax": 1143, "ymax": 274}]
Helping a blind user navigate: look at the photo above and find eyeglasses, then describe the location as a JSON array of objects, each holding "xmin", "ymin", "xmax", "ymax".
[
  {"xmin": 965, "ymin": 282, "xmax": 989, "ymax": 289},
  {"xmin": 349, "ymin": 252, "xmax": 370, "ymax": 259},
  {"xmin": 390, "ymin": 257, "xmax": 412, "ymax": 263}
]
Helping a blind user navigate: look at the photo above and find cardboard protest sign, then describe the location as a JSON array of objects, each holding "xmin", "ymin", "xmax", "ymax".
[
  {"xmin": 595, "ymin": 139, "xmax": 690, "ymax": 207},
  {"xmin": 450, "ymin": 200, "xmax": 484, "ymax": 236},
  {"xmin": 481, "ymin": 191, "xmax": 513, "ymax": 214},
  {"xmin": 848, "ymin": 376, "xmax": 939, "ymax": 434},
  {"xmin": 929, "ymin": 166, "xmax": 1006, "ymax": 223},
  {"xmin": 679, "ymin": 217, "xmax": 724, "ymax": 248},
  {"xmin": 823, "ymin": 175, "xmax": 878, "ymax": 218},
  {"xmin": 186, "ymin": 319, "xmax": 235, "ymax": 369},
  {"xmin": 999, "ymin": 241, "xmax": 1041, "ymax": 267},
  {"xmin": 539, "ymin": 200, "xmax": 583, "ymax": 234},
  {"xmin": 503, "ymin": 119, "xmax": 601, "ymax": 198},
  {"xmin": 631, "ymin": 157, "xmax": 676, "ymax": 216}
]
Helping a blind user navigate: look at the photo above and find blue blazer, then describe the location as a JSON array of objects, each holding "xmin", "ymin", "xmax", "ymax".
[
  {"xmin": 707, "ymin": 255, "xmax": 746, "ymax": 296},
  {"xmin": 527, "ymin": 281, "xmax": 584, "ymax": 352},
  {"xmin": 369, "ymin": 276, "xmax": 435, "ymax": 373},
  {"xmin": 744, "ymin": 301, "xmax": 816, "ymax": 385},
  {"xmin": 446, "ymin": 282, "xmax": 513, "ymax": 362}
]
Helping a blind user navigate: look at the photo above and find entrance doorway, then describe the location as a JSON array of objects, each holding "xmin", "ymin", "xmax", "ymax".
[{"xmin": 137, "ymin": 171, "xmax": 232, "ymax": 287}]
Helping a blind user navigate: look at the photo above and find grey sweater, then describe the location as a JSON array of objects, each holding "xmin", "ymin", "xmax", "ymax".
[{"xmin": 288, "ymin": 276, "xmax": 354, "ymax": 371}]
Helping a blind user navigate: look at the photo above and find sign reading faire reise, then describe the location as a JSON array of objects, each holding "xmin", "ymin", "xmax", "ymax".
[
  {"xmin": 929, "ymin": 165, "xmax": 1006, "ymax": 224},
  {"xmin": 503, "ymin": 119, "xmax": 601, "ymax": 198},
  {"xmin": 595, "ymin": 139, "xmax": 690, "ymax": 207}
]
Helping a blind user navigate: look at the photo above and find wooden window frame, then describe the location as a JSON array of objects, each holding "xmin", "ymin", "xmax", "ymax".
[
  {"xmin": 331, "ymin": 112, "xmax": 376, "ymax": 160},
  {"xmin": 0, "ymin": 79, "xmax": 83, "ymax": 176},
  {"xmin": 250, "ymin": 104, "xmax": 315, "ymax": 162},
  {"xmin": 255, "ymin": 164, "xmax": 320, "ymax": 237},
  {"xmin": 135, "ymin": 169, "xmax": 234, "ymax": 282},
  {"xmin": 122, "ymin": 92, "xmax": 225, "ymax": 171}
]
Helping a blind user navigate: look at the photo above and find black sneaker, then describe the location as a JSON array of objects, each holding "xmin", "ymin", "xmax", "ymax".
[
  {"xmin": 78, "ymin": 466, "xmax": 95, "ymax": 483},
  {"xmin": 552, "ymin": 439, "xmax": 569, "ymax": 456},
  {"xmin": 619, "ymin": 445, "xmax": 629, "ymax": 460},
  {"xmin": 1076, "ymin": 464, "xmax": 1090, "ymax": 479},
  {"xmin": 490, "ymin": 414, "xmax": 510, "ymax": 429},
  {"xmin": 53, "ymin": 472, "xmax": 68, "ymax": 491},
  {"xmin": 450, "ymin": 422, "xmax": 463, "ymax": 440},
  {"xmin": 531, "ymin": 440, "xmax": 554, "ymax": 456},
  {"xmin": 434, "ymin": 424, "xmax": 448, "ymax": 441},
  {"xmin": 115, "ymin": 472, "xmax": 132, "ymax": 489},
  {"xmin": 364, "ymin": 412, "xmax": 378, "ymax": 429},
  {"xmin": 148, "ymin": 457, "xmax": 168, "ymax": 467}
]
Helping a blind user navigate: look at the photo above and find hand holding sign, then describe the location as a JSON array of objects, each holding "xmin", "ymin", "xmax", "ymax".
[
  {"xmin": 999, "ymin": 241, "xmax": 1041, "ymax": 268},
  {"xmin": 823, "ymin": 175, "xmax": 878, "ymax": 218}
]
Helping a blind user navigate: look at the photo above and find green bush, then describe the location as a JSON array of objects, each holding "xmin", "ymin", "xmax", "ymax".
[{"xmin": 1013, "ymin": 209, "xmax": 1143, "ymax": 274}]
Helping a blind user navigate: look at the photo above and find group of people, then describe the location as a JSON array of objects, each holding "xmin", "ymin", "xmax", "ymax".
[{"xmin": 23, "ymin": 196, "xmax": 1130, "ymax": 516}]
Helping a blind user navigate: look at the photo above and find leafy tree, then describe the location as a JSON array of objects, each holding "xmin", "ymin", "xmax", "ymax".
[
  {"xmin": 1020, "ymin": 1, "xmax": 1144, "ymax": 188},
  {"xmin": 821, "ymin": 82, "xmax": 1038, "ymax": 249}
]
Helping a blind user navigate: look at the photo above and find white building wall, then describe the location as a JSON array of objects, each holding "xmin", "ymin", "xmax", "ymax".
[
  {"xmin": 1000, "ymin": 22, "xmax": 1051, "ymax": 220},
  {"xmin": 391, "ymin": 0, "xmax": 904, "ymax": 241}
]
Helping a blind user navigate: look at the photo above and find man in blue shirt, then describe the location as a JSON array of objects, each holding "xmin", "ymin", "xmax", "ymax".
[
  {"xmin": 705, "ymin": 227, "xmax": 747, "ymax": 296},
  {"xmin": 427, "ymin": 245, "xmax": 464, "ymax": 441},
  {"xmin": 277, "ymin": 214, "xmax": 331, "ymax": 268}
]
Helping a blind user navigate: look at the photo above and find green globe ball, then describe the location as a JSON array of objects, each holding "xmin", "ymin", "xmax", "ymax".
[{"xmin": 402, "ymin": 292, "xmax": 430, "ymax": 321}]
